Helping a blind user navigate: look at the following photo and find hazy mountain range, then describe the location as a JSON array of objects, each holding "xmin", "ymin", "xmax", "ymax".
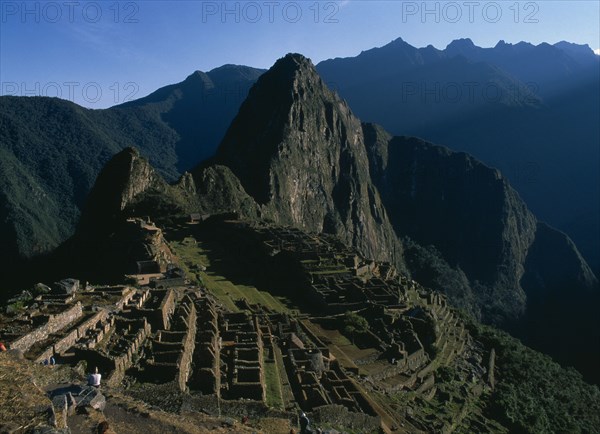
[{"xmin": 318, "ymin": 38, "xmax": 600, "ymax": 274}]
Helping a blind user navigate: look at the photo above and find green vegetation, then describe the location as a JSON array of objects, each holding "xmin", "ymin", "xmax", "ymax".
[
  {"xmin": 5, "ymin": 300, "xmax": 26, "ymax": 315},
  {"xmin": 403, "ymin": 239, "xmax": 476, "ymax": 316},
  {"xmin": 469, "ymin": 322, "xmax": 600, "ymax": 434},
  {"xmin": 0, "ymin": 96, "xmax": 177, "ymax": 272},
  {"xmin": 263, "ymin": 353, "xmax": 284, "ymax": 409},
  {"xmin": 342, "ymin": 311, "xmax": 369, "ymax": 344},
  {"xmin": 0, "ymin": 64, "xmax": 262, "ymax": 269},
  {"xmin": 169, "ymin": 236, "xmax": 291, "ymax": 313}
]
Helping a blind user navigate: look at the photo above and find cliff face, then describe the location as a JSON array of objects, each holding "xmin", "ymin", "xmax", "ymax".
[
  {"xmin": 363, "ymin": 123, "xmax": 598, "ymax": 326},
  {"xmin": 77, "ymin": 147, "xmax": 164, "ymax": 235},
  {"xmin": 317, "ymin": 37, "xmax": 600, "ymax": 276},
  {"xmin": 520, "ymin": 222, "xmax": 600, "ymax": 382},
  {"xmin": 77, "ymin": 147, "xmax": 197, "ymax": 237},
  {"xmin": 214, "ymin": 54, "xmax": 403, "ymax": 268},
  {"xmin": 205, "ymin": 55, "xmax": 597, "ymax": 329},
  {"xmin": 193, "ymin": 165, "xmax": 261, "ymax": 218},
  {"xmin": 523, "ymin": 222, "xmax": 598, "ymax": 293}
]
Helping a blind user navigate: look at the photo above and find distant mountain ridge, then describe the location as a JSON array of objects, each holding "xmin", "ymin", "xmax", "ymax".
[
  {"xmin": 316, "ymin": 37, "xmax": 600, "ymax": 274},
  {"xmin": 115, "ymin": 64, "xmax": 266, "ymax": 171}
]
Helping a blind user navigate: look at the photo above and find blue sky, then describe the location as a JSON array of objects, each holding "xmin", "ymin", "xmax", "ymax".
[{"xmin": 1, "ymin": 0, "xmax": 599, "ymax": 108}]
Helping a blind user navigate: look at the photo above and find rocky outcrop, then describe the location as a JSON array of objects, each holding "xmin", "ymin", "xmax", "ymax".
[
  {"xmin": 213, "ymin": 54, "xmax": 403, "ymax": 268},
  {"xmin": 365, "ymin": 127, "xmax": 537, "ymax": 320},
  {"xmin": 77, "ymin": 147, "xmax": 164, "ymax": 234},
  {"xmin": 193, "ymin": 165, "xmax": 260, "ymax": 218},
  {"xmin": 77, "ymin": 147, "xmax": 196, "ymax": 236},
  {"xmin": 55, "ymin": 149, "xmax": 189, "ymax": 282},
  {"xmin": 363, "ymin": 123, "xmax": 598, "ymax": 324}
]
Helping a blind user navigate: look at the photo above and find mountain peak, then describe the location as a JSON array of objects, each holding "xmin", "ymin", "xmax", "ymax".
[
  {"xmin": 270, "ymin": 53, "xmax": 315, "ymax": 76},
  {"xmin": 210, "ymin": 63, "xmax": 250, "ymax": 72},
  {"xmin": 182, "ymin": 70, "xmax": 213, "ymax": 87},
  {"xmin": 77, "ymin": 147, "xmax": 162, "ymax": 236},
  {"xmin": 231, "ymin": 53, "xmax": 320, "ymax": 95},
  {"xmin": 207, "ymin": 64, "xmax": 266, "ymax": 84},
  {"xmin": 212, "ymin": 53, "xmax": 402, "ymax": 267},
  {"xmin": 282, "ymin": 52, "xmax": 312, "ymax": 64},
  {"xmin": 215, "ymin": 52, "xmax": 338, "ymax": 204},
  {"xmin": 389, "ymin": 36, "xmax": 409, "ymax": 46},
  {"xmin": 447, "ymin": 38, "xmax": 475, "ymax": 49}
]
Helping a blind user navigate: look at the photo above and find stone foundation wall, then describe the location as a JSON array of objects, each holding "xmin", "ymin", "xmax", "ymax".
[
  {"xmin": 190, "ymin": 297, "xmax": 221, "ymax": 396},
  {"xmin": 76, "ymin": 310, "xmax": 108, "ymax": 338},
  {"xmin": 35, "ymin": 330, "xmax": 82, "ymax": 363},
  {"xmin": 130, "ymin": 289, "xmax": 175, "ymax": 330},
  {"xmin": 41, "ymin": 329, "xmax": 79, "ymax": 361},
  {"xmin": 31, "ymin": 310, "xmax": 112, "ymax": 362},
  {"xmin": 159, "ymin": 289, "xmax": 176, "ymax": 330},
  {"xmin": 72, "ymin": 347, "xmax": 116, "ymax": 373},
  {"xmin": 176, "ymin": 300, "xmax": 197, "ymax": 391},
  {"xmin": 10, "ymin": 303, "xmax": 83, "ymax": 353},
  {"xmin": 114, "ymin": 287, "xmax": 136, "ymax": 310},
  {"xmin": 107, "ymin": 318, "xmax": 151, "ymax": 386},
  {"xmin": 312, "ymin": 404, "xmax": 381, "ymax": 433}
]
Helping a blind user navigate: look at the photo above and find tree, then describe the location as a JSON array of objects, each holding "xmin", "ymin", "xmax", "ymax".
[{"xmin": 342, "ymin": 311, "xmax": 369, "ymax": 344}]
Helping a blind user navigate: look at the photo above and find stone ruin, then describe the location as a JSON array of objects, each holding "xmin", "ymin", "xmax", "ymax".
[
  {"xmin": 144, "ymin": 294, "xmax": 197, "ymax": 390},
  {"xmin": 188, "ymin": 296, "xmax": 221, "ymax": 396},
  {"xmin": 220, "ymin": 312, "xmax": 266, "ymax": 402},
  {"xmin": 268, "ymin": 313, "xmax": 380, "ymax": 418},
  {"xmin": 0, "ymin": 219, "xmax": 477, "ymax": 433},
  {"xmin": 230, "ymin": 222, "xmax": 473, "ymax": 403}
]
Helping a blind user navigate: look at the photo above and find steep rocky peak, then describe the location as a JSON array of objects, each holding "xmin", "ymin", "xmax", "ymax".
[
  {"xmin": 210, "ymin": 53, "xmax": 403, "ymax": 269},
  {"xmin": 270, "ymin": 53, "xmax": 316, "ymax": 78},
  {"xmin": 445, "ymin": 38, "xmax": 478, "ymax": 56},
  {"xmin": 215, "ymin": 52, "xmax": 360, "ymax": 204},
  {"xmin": 251, "ymin": 53, "xmax": 329, "ymax": 102},
  {"xmin": 112, "ymin": 147, "xmax": 158, "ymax": 210},
  {"xmin": 77, "ymin": 147, "xmax": 162, "ymax": 235}
]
